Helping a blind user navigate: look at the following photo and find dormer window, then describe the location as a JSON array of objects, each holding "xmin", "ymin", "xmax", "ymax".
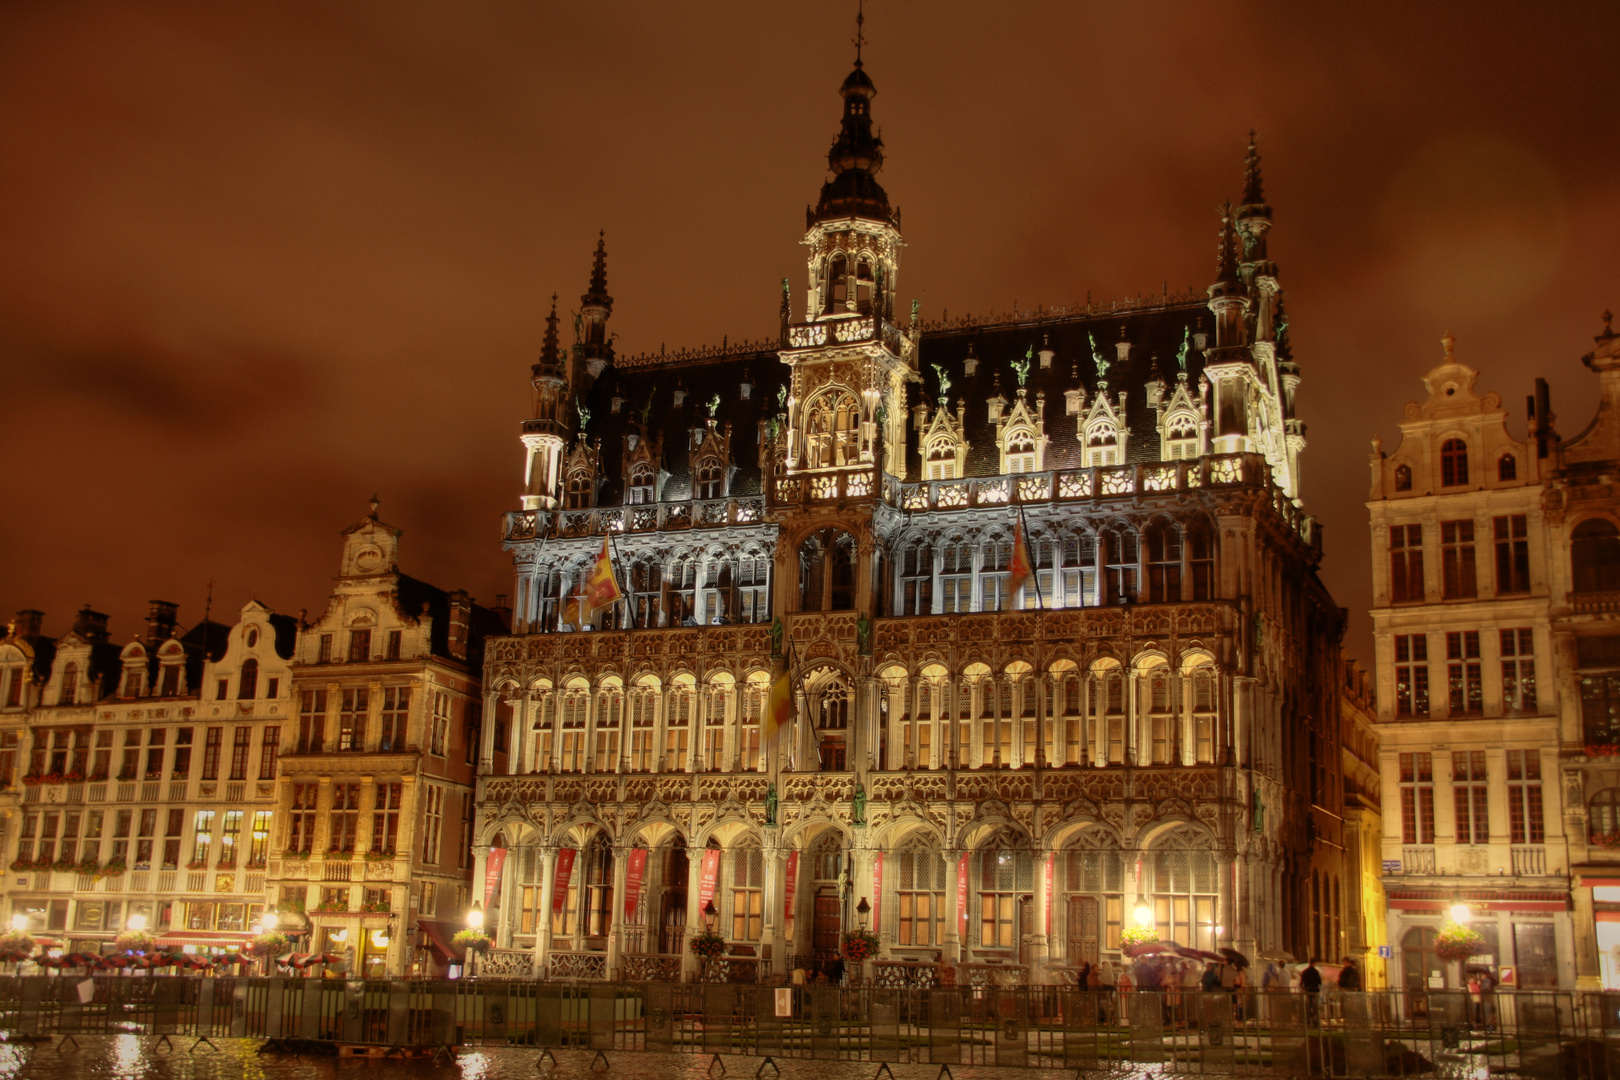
[
  {"xmin": 121, "ymin": 668, "xmax": 143, "ymax": 699},
  {"xmin": 1165, "ymin": 417, "xmax": 1199, "ymax": 460},
  {"xmin": 1086, "ymin": 424, "xmax": 1119, "ymax": 468},
  {"xmin": 238, "ymin": 658, "xmax": 259, "ymax": 700},
  {"xmin": 1394, "ymin": 464, "xmax": 1412, "ymax": 491},
  {"xmin": 696, "ymin": 462, "xmax": 723, "ymax": 501},
  {"xmin": 566, "ymin": 471, "xmax": 593, "ymax": 510},
  {"xmin": 629, "ymin": 464, "xmax": 656, "ymax": 505},
  {"xmin": 926, "ymin": 442, "xmax": 958, "ymax": 480},
  {"xmin": 1004, "ymin": 434, "xmax": 1036, "ymax": 474},
  {"xmin": 58, "ymin": 662, "xmax": 78, "ymax": 706},
  {"xmin": 1498, "ymin": 453, "xmax": 1516, "ymax": 481},
  {"xmin": 854, "ymin": 258, "xmax": 875, "ymax": 314},
  {"xmin": 826, "ymin": 253, "xmax": 848, "ymax": 313},
  {"xmin": 1441, "ymin": 438, "xmax": 1469, "ymax": 486}
]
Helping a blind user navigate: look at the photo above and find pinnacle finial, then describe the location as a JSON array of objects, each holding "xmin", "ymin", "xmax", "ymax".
[
  {"xmin": 1215, "ymin": 202, "xmax": 1240, "ymax": 285},
  {"xmin": 1601, "ymin": 309, "xmax": 1615, "ymax": 341},
  {"xmin": 854, "ymin": 0, "xmax": 865, "ymax": 67},
  {"xmin": 1242, "ymin": 131, "xmax": 1264, "ymax": 205},
  {"xmin": 1441, "ymin": 331, "xmax": 1456, "ymax": 358},
  {"xmin": 369, "ymin": 495, "xmax": 379, "ymax": 518}
]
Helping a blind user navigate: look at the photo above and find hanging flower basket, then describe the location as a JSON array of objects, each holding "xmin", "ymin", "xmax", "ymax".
[
  {"xmin": 841, "ymin": 928, "xmax": 881, "ymax": 963},
  {"xmin": 247, "ymin": 931, "xmax": 290, "ymax": 959},
  {"xmin": 688, "ymin": 929, "xmax": 727, "ymax": 959},
  {"xmin": 1120, "ymin": 925, "xmax": 1160, "ymax": 947},
  {"xmin": 452, "ymin": 929, "xmax": 492, "ymax": 956},
  {"xmin": 1434, "ymin": 921, "xmax": 1486, "ymax": 963},
  {"xmin": 114, "ymin": 928, "xmax": 157, "ymax": 953},
  {"xmin": 0, "ymin": 930, "xmax": 35, "ymax": 957}
]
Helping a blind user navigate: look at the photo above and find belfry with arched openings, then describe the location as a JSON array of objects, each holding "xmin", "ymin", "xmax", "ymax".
[{"xmin": 479, "ymin": 34, "xmax": 1346, "ymax": 984}]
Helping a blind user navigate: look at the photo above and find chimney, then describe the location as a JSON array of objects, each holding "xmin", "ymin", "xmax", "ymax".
[
  {"xmin": 145, "ymin": 601, "xmax": 180, "ymax": 650},
  {"xmin": 72, "ymin": 605, "xmax": 111, "ymax": 643},
  {"xmin": 491, "ymin": 593, "xmax": 513, "ymax": 633},
  {"xmin": 447, "ymin": 590, "xmax": 473, "ymax": 661},
  {"xmin": 9, "ymin": 610, "xmax": 43, "ymax": 638}
]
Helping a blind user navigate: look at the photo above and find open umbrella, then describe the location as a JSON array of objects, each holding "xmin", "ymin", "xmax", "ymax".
[
  {"xmin": 1169, "ymin": 944, "xmax": 1226, "ymax": 963},
  {"xmin": 1219, "ymin": 947, "xmax": 1250, "ymax": 970},
  {"xmin": 1123, "ymin": 941, "xmax": 1175, "ymax": 958}
]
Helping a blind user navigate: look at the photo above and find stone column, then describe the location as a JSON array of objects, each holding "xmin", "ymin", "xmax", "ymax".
[
  {"xmin": 607, "ymin": 844, "xmax": 630, "ymax": 977},
  {"xmin": 470, "ymin": 843, "xmax": 490, "ymax": 944},
  {"xmin": 946, "ymin": 848, "xmax": 965, "ymax": 963},
  {"xmin": 763, "ymin": 838, "xmax": 785, "ymax": 975},
  {"xmin": 682, "ymin": 850, "xmax": 705, "ymax": 980},
  {"xmin": 1573, "ymin": 884, "xmax": 1602, "ymax": 990},
  {"xmin": 479, "ymin": 690, "xmax": 500, "ymax": 774},
  {"xmin": 1030, "ymin": 850, "xmax": 1052, "ymax": 980},
  {"xmin": 535, "ymin": 844, "xmax": 558, "ymax": 977}
]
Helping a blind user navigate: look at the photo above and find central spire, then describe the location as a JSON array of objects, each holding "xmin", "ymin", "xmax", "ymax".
[{"xmin": 810, "ymin": 4, "xmax": 891, "ymax": 226}]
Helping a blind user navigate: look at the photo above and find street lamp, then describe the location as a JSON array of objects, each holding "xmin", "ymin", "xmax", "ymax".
[
  {"xmin": 466, "ymin": 902, "xmax": 484, "ymax": 931},
  {"xmin": 1449, "ymin": 901, "xmax": 1471, "ymax": 924},
  {"xmin": 703, "ymin": 899, "xmax": 718, "ymax": 933},
  {"xmin": 262, "ymin": 910, "xmax": 279, "ymax": 932},
  {"xmin": 127, "ymin": 913, "xmax": 148, "ymax": 932},
  {"xmin": 1133, "ymin": 905, "xmax": 1153, "ymax": 928},
  {"xmin": 9, "ymin": 914, "xmax": 27, "ymax": 933},
  {"xmin": 856, "ymin": 897, "xmax": 871, "ymax": 930}
]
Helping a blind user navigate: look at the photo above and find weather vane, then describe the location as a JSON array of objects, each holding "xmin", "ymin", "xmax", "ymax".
[
  {"xmin": 1012, "ymin": 347, "xmax": 1032, "ymax": 388},
  {"xmin": 853, "ymin": 0, "xmax": 865, "ymax": 65}
]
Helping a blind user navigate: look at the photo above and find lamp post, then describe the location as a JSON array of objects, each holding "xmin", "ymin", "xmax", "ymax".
[
  {"xmin": 466, "ymin": 902, "xmax": 484, "ymax": 978},
  {"xmin": 702, "ymin": 899, "xmax": 718, "ymax": 933},
  {"xmin": 857, "ymin": 897, "xmax": 870, "ymax": 929}
]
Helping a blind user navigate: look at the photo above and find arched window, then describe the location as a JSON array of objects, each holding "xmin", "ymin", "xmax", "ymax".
[
  {"xmin": 566, "ymin": 469, "xmax": 593, "ymax": 509},
  {"xmin": 1165, "ymin": 416, "xmax": 1199, "ymax": 460},
  {"xmin": 1089, "ymin": 663, "xmax": 1126, "ymax": 764},
  {"xmin": 1440, "ymin": 438, "xmax": 1469, "ymax": 487},
  {"xmin": 583, "ymin": 834, "xmax": 614, "ymax": 938},
  {"xmin": 665, "ymin": 677, "xmax": 693, "ymax": 770},
  {"xmin": 58, "ymin": 662, "xmax": 78, "ymax": 706},
  {"xmin": 1147, "ymin": 829, "xmax": 1217, "ymax": 952},
  {"xmin": 977, "ymin": 831, "xmax": 1034, "ymax": 949},
  {"xmin": 1102, "ymin": 526, "xmax": 1138, "ymax": 605},
  {"xmin": 121, "ymin": 664, "xmax": 143, "ymax": 699},
  {"xmin": 896, "ymin": 835, "xmax": 946, "ymax": 946},
  {"xmin": 1086, "ymin": 421, "xmax": 1119, "ymax": 468},
  {"xmin": 1004, "ymin": 432, "xmax": 1036, "ymax": 474},
  {"xmin": 1187, "ymin": 663, "xmax": 1218, "ymax": 764},
  {"xmin": 695, "ymin": 461, "xmax": 723, "ymax": 501},
  {"xmin": 629, "ymin": 463, "xmax": 656, "ymax": 504},
  {"xmin": 799, "ymin": 529, "xmax": 856, "ymax": 612},
  {"xmin": 1573, "ymin": 519, "xmax": 1620, "ymax": 593},
  {"xmin": 927, "ymin": 439, "xmax": 958, "ymax": 480},
  {"xmin": 854, "ymin": 258, "xmax": 875, "ymax": 314},
  {"xmin": 1064, "ymin": 834, "xmax": 1124, "ymax": 962},
  {"xmin": 1394, "ymin": 464, "xmax": 1412, "ymax": 491},
  {"xmin": 1145, "ymin": 522, "xmax": 1182, "ymax": 603},
  {"xmin": 668, "ymin": 555, "xmax": 697, "ymax": 625},
  {"xmin": 940, "ymin": 541, "xmax": 972, "ymax": 612},
  {"xmin": 730, "ymin": 839, "xmax": 764, "ymax": 940},
  {"xmin": 238, "ymin": 658, "xmax": 259, "ymax": 700},
  {"xmin": 1498, "ymin": 453, "xmax": 1517, "ymax": 482},
  {"xmin": 1591, "ymin": 789, "xmax": 1620, "ymax": 840},
  {"xmin": 559, "ymin": 684, "xmax": 589, "ymax": 772},
  {"xmin": 1187, "ymin": 523, "xmax": 1214, "ymax": 600},
  {"xmin": 825, "ymin": 254, "xmax": 848, "ymax": 313}
]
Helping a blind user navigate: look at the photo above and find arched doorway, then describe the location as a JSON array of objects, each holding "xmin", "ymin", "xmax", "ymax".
[
  {"xmin": 809, "ymin": 831, "xmax": 846, "ymax": 969},
  {"xmin": 657, "ymin": 837, "xmax": 689, "ymax": 955},
  {"xmin": 1063, "ymin": 832, "xmax": 1124, "ymax": 966}
]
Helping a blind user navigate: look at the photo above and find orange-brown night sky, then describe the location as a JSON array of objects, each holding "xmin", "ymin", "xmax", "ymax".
[{"xmin": 2, "ymin": 1, "xmax": 1617, "ymax": 663}]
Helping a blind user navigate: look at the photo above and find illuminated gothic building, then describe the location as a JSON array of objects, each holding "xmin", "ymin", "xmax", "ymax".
[{"xmin": 474, "ymin": 45, "xmax": 1346, "ymax": 983}]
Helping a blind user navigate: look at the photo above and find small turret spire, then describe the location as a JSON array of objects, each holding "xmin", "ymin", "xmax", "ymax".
[
  {"xmin": 583, "ymin": 230, "xmax": 611, "ymax": 311},
  {"xmin": 854, "ymin": 0, "xmax": 865, "ymax": 68},
  {"xmin": 534, "ymin": 293, "xmax": 562, "ymax": 378},
  {"xmin": 1215, "ymin": 202, "xmax": 1241, "ymax": 287},
  {"xmin": 1242, "ymin": 130, "xmax": 1264, "ymax": 205}
]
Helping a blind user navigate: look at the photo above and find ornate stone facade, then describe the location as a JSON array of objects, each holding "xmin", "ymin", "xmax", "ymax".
[{"xmin": 478, "ymin": 45, "xmax": 1344, "ymax": 982}]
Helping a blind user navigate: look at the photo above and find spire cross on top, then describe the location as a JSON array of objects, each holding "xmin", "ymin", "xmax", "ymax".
[{"xmin": 853, "ymin": 0, "xmax": 866, "ymax": 66}]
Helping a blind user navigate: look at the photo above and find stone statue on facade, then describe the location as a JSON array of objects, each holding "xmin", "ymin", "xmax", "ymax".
[
  {"xmin": 770, "ymin": 616, "xmax": 784, "ymax": 658},
  {"xmin": 856, "ymin": 611, "xmax": 872, "ymax": 655},
  {"xmin": 765, "ymin": 783, "xmax": 779, "ymax": 826}
]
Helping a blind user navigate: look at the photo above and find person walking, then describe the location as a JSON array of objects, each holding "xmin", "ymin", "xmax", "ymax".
[
  {"xmin": 1201, "ymin": 962, "xmax": 1222, "ymax": 992},
  {"xmin": 1338, "ymin": 958, "xmax": 1362, "ymax": 991},
  {"xmin": 1300, "ymin": 959, "xmax": 1323, "ymax": 1026}
]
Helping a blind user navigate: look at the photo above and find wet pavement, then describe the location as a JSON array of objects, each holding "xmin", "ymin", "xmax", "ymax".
[{"xmin": 0, "ymin": 1037, "xmax": 1160, "ymax": 1080}]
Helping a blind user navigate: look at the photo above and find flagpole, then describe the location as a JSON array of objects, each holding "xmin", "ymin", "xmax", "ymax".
[
  {"xmin": 607, "ymin": 526, "xmax": 634, "ymax": 630},
  {"xmin": 1017, "ymin": 501, "xmax": 1044, "ymax": 611}
]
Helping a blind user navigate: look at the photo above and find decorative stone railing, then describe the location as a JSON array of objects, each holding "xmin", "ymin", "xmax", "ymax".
[
  {"xmin": 960, "ymin": 962, "xmax": 1028, "ymax": 988},
  {"xmin": 622, "ymin": 954, "xmax": 683, "ymax": 982},
  {"xmin": 479, "ymin": 948, "xmax": 536, "ymax": 977},
  {"xmin": 699, "ymin": 956, "xmax": 770, "ymax": 984},
  {"xmin": 503, "ymin": 498, "xmax": 769, "ymax": 542},
  {"xmin": 872, "ymin": 960, "xmax": 939, "ymax": 989},
  {"xmin": 548, "ymin": 951, "xmax": 609, "ymax": 981},
  {"xmin": 1572, "ymin": 590, "xmax": 1620, "ymax": 615}
]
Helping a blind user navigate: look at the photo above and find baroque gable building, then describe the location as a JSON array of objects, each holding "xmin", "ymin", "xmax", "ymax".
[{"xmin": 478, "ymin": 43, "xmax": 1345, "ymax": 984}]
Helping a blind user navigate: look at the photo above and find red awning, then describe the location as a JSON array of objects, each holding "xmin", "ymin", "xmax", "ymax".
[
  {"xmin": 157, "ymin": 931, "xmax": 253, "ymax": 948},
  {"xmin": 1386, "ymin": 889, "xmax": 1569, "ymax": 913},
  {"xmin": 416, "ymin": 919, "xmax": 463, "ymax": 962}
]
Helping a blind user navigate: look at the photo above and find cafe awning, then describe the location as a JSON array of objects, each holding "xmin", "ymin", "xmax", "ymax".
[{"xmin": 416, "ymin": 919, "xmax": 464, "ymax": 962}]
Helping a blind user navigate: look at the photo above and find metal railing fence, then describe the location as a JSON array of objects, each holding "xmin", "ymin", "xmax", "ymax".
[{"xmin": 2, "ymin": 976, "xmax": 1619, "ymax": 1076}]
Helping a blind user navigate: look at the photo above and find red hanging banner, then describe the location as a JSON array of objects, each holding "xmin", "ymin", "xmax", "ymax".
[
  {"xmin": 957, "ymin": 852, "xmax": 970, "ymax": 941},
  {"xmin": 624, "ymin": 848, "xmax": 648, "ymax": 922},
  {"xmin": 783, "ymin": 850, "xmax": 799, "ymax": 926},
  {"xmin": 871, "ymin": 853, "xmax": 884, "ymax": 932},
  {"xmin": 1043, "ymin": 853, "xmax": 1055, "ymax": 934},
  {"xmin": 483, "ymin": 848, "xmax": 508, "ymax": 909},
  {"xmin": 551, "ymin": 848, "xmax": 577, "ymax": 913},
  {"xmin": 697, "ymin": 849, "xmax": 721, "ymax": 916}
]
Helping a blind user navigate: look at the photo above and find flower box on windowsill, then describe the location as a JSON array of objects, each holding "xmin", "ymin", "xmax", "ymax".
[
  {"xmin": 215, "ymin": 861, "xmax": 238, "ymax": 871},
  {"xmin": 325, "ymin": 849, "xmax": 356, "ymax": 860},
  {"xmin": 311, "ymin": 901, "xmax": 349, "ymax": 914},
  {"xmin": 364, "ymin": 850, "xmax": 396, "ymax": 863},
  {"xmin": 1592, "ymin": 832, "xmax": 1620, "ymax": 850},
  {"xmin": 41, "ymin": 773, "xmax": 64, "ymax": 786},
  {"xmin": 99, "ymin": 862, "xmax": 127, "ymax": 878},
  {"xmin": 245, "ymin": 858, "xmax": 267, "ymax": 870},
  {"xmin": 283, "ymin": 850, "xmax": 313, "ymax": 862},
  {"xmin": 88, "ymin": 773, "xmax": 108, "ymax": 783},
  {"xmin": 62, "ymin": 771, "xmax": 84, "ymax": 784},
  {"xmin": 359, "ymin": 901, "xmax": 391, "ymax": 913},
  {"xmin": 185, "ymin": 861, "xmax": 209, "ymax": 871},
  {"xmin": 1587, "ymin": 744, "xmax": 1620, "ymax": 758},
  {"xmin": 20, "ymin": 775, "xmax": 41, "ymax": 787}
]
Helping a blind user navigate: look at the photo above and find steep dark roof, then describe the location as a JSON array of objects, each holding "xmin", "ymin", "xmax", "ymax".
[
  {"xmin": 268, "ymin": 612, "xmax": 299, "ymax": 660},
  {"xmin": 580, "ymin": 351, "xmax": 790, "ymax": 505}
]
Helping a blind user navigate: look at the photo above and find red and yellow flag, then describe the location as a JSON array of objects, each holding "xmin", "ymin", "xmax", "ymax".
[
  {"xmin": 580, "ymin": 536, "xmax": 622, "ymax": 619},
  {"xmin": 765, "ymin": 665, "xmax": 794, "ymax": 748},
  {"xmin": 1008, "ymin": 516, "xmax": 1032, "ymax": 599}
]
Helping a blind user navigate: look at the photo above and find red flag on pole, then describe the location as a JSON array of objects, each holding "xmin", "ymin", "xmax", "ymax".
[{"xmin": 1008, "ymin": 515, "xmax": 1032, "ymax": 599}]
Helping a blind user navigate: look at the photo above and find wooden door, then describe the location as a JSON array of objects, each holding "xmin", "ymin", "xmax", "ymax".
[
  {"xmin": 1019, "ymin": 898, "xmax": 1034, "ymax": 966},
  {"xmin": 813, "ymin": 888, "xmax": 842, "ymax": 958},
  {"xmin": 659, "ymin": 893, "xmax": 686, "ymax": 955},
  {"xmin": 1067, "ymin": 896, "xmax": 1099, "ymax": 966}
]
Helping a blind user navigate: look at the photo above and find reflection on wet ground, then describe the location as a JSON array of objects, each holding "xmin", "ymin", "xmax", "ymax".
[{"xmin": 0, "ymin": 1037, "xmax": 1164, "ymax": 1080}]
